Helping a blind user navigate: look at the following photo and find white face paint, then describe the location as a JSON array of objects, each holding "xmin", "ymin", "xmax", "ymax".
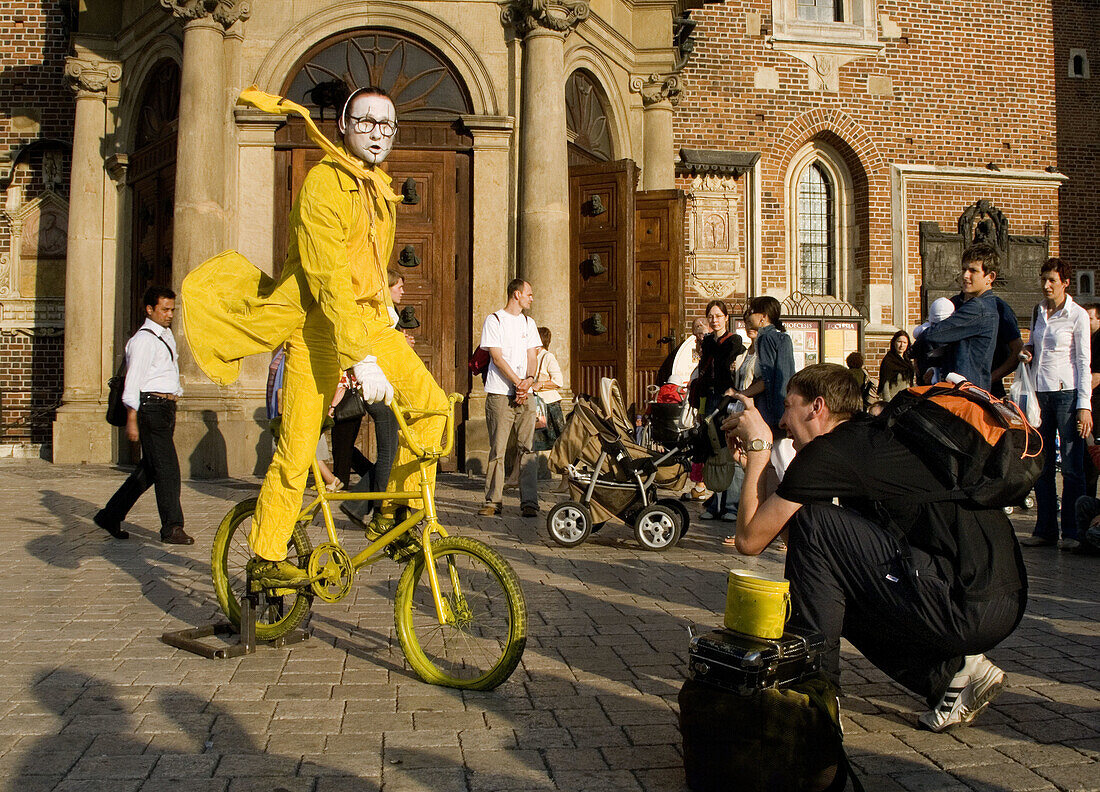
[{"xmin": 337, "ymin": 93, "xmax": 397, "ymax": 166}]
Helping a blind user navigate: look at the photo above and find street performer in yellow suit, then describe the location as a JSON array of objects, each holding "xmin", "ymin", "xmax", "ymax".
[{"xmin": 182, "ymin": 85, "xmax": 447, "ymax": 587}]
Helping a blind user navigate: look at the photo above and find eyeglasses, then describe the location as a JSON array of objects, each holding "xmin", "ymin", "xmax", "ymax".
[{"xmin": 347, "ymin": 115, "xmax": 398, "ymax": 137}]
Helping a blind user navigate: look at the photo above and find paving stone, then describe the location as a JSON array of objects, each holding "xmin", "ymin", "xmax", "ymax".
[
  {"xmin": 1032, "ymin": 763, "xmax": 1100, "ymax": 791},
  {"xmin": 4, "ymin": 464, "xmax": 1099, "ymax": 792}
]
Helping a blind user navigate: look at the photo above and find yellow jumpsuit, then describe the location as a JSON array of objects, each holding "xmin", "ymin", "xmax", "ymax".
[{"xmin": 182, "ymin": 88, "xmax": 447, "ymax": 562}]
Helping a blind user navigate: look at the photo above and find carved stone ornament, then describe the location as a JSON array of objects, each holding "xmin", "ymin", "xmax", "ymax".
[
  {"xmin": 958, "ymin": 199, "xmax": 1009, "ymax": 256},
  {"xmin": 160, "ymin": 0, "xmax": 251, "ymax": 28},
  {"xmin": 0, "ymin": 254, "xmax": 11, "ymax": 299},
  {"xmin": 686, "ymin": 184, "xmax": 744, "ymax": 299},
  {"xmin": 64, "ymin": 57, "xmax": 122, "ymax": 95},
  {"xmin": 629, "ymin": 73, "xmax": 682, "ymax": 107},
  {"xmin": 501, "ymin": 0, "xmax": 590, "ymax": 36}
]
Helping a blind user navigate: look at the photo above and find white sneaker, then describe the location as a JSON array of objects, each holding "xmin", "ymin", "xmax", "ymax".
[
  {"xmin": 918, "ymin": 655, "xmax": 1005, "ymax": 733},
  {"xmin": 699, "ymin": 511, "xmax": 721, "ymax": 521}
]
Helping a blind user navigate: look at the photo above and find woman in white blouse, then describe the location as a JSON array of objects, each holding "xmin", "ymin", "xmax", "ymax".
[
  {"xmin": 1019, "ymin": 257, "xmax": 1093, "ymax": 550},
  {"xmin": 532, "ymin": 326, "xmax": 566, "ymax": 441}
]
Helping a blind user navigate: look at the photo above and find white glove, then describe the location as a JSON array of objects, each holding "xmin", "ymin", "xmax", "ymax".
[{"xmin": 351, "ymin": 355, "xmax": 393, "ymax": 404}]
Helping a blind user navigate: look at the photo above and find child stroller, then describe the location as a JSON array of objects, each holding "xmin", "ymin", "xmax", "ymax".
[{"xmin": 546, "ymin": 378, "xmax": 696, "ymax": 550}]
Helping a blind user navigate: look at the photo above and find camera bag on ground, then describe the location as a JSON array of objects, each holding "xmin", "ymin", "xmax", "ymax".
[
  {"xmin": 881, "ymin": 380, "xmax": 1043, "ymax": 509},
  {"xmin": 680, "ymin": 671, "xmax": 856, "ymax": 792},
  {"xmin": 687, "ymin": 626, "xmax": 826, "ymax": 695},
  {"xmin": 105, "ymin": 328, "xmax": 173, "ymax": 426}
]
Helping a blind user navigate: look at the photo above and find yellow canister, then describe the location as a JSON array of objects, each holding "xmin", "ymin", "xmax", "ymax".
[{"xmin": 724, "ymin": 569, "xmax": 791, "ymax": 640}]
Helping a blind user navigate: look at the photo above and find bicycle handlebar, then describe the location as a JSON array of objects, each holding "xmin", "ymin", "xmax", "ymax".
[{"xmin": 388, "ymin": 393, "xmax": 464, "ymax": 459}]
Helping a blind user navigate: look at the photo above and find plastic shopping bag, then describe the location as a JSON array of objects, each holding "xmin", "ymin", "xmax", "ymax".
[{"xmin": 1008, "ymin": 362, "xmax": 1040, "ymax": 427}]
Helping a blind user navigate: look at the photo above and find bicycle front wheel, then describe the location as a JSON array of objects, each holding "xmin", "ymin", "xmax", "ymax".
[
  {"xmin": 211, "ymin": 498, "xmax": 314, "ymax": 642},
  {"xmin": 394, "ymin": 536, "xmax": 527, "ymax": 690}
]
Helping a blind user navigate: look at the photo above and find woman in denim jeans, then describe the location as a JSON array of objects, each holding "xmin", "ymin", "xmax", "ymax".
[
  {"xmin": 742, "ymin": 296, "xmax": 796, "ymax": 437},
  {"xmin": 1019, "ymin": 258, "xmax": 1093, "ymax": 551}
]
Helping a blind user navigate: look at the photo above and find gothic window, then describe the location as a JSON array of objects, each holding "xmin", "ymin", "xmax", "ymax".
[
  {"xmin": 565, "ymin": 70, "xmax": 613, "ymax": 164},
  {"xmin": 797, "ymin": 164, "xmax": 835, "ymax": 295},
  {"xmin": 797, "ymin": 0, "xmax": 843, "ymax": 23},
  {"xmin": 285, "ymin": 30, "xmax": 472, "ymax": 120},
  {"xmin": 786, "ymin": 141, "xmax": 854, "ymax": 300}
]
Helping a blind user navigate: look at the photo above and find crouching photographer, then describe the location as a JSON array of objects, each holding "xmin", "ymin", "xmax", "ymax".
[{"xmin": 721, "ymin": 363, "xmax": 1027, "ymax": 732}]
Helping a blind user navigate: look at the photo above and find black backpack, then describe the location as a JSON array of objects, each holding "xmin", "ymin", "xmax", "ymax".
[
  {"xmin": 880, "ymin": 380, "xmax": 1043, "ymax": 509},
  {"xmin": 105, "ymin": 328, "xmax": 173, "ymax": 426}
]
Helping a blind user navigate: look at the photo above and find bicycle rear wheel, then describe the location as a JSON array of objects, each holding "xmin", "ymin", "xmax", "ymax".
[
  {"xmin": 210, "ymin": 498, "xmax": 314, "ymax": 642},
  {"xmin": 394, "ymin": 536, "xmax": 526, "ymax": 690}
]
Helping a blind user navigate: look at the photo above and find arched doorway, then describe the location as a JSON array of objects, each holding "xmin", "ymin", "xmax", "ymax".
[
  {"xmin": 276, "ymin": 29, "xmax": 474, "ymax": 468},
  {"xmin": 128, "ymin": 60, "xmax": 179, "ymax": 330}
]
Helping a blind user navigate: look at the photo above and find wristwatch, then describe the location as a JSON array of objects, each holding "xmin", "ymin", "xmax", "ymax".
[{"xmin": 745, "ymin": 438, "xmax": 773, "ymax": 452}]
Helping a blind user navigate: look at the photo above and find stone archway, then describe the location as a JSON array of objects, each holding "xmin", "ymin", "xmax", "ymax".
[
  {"xmin": 127, "ymin": 60, "xmax": 179, "ymax": 331},
  {"xmin": 275, "ymin": 28, "xmax": 475, "ymax": 468}
]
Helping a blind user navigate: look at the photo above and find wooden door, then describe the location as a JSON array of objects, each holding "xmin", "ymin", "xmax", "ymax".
[
  {"xmin": 569, "ymin": 160, "xmax": 638, "ymax": 404},
  {"xmin": 634, "ymin": 189, "xmax": 685, "ymax": 402},
  {"xmin": 274, "ymin": 135, "xmax": 470, "ymax": 469},
  {"xmin": 129, "ymin": 163, "xmax": 174, "ymax": 330}
]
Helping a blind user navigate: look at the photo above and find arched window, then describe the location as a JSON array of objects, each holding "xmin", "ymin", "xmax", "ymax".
[
  {"xmin": 785, "ymin": 141, "xmax": 855, "ymax": 300},
  {"xmin": 797, "ymin": 164, "xmax": 835, "ymax": 295}
]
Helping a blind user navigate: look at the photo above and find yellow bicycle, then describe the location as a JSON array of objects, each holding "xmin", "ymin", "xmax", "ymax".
[{"xmin": 210, "ymin": 394, "xmax": 527, "ymax": 690}]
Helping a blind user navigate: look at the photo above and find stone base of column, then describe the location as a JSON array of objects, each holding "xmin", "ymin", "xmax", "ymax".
[
  {"xmin": 53, "ymin": 397, "xmax": 272, "ymax": 479},
  {"xmin": 53, "ymin": 402, "xmax": 116, "ymax": 465},
  {"xmin": 173, "ymin": 404, "xmax": 272, "ymax": 479},
  {"xmin": 464, "ymin": 391, "xmax": 489, "ymax": 477}
]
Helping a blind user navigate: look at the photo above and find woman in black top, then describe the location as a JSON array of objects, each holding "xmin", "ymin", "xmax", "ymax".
[
  {"xmin": 878, "ymin": 330, "xmax": 915, "ymax": 403},
  {"xmin": 692, "ymin": 299, "xmax": 745, "ymax": 410}
]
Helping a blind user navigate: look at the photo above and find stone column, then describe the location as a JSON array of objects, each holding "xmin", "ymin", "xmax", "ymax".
[
  {"xmin": 161, "ymin": 1, "xmax": 249, "ymax": 377},
  {"xmin": 459, "ymin": 115, "xmax": 516, "ymax": 474},
  {"xmin": 502, "ymin": 1, "xmax": 589, "ymax": 392},
  {"xmin": 631, "ymin": 73, "xmax": 680, "ymax": 191},
  {"xmin": 161, "ymin": 0, "xmax": 255, "ymax": 478},
  {"xmin": 52, "ymin": 52, "xmax": 122, "ymax": 464}
]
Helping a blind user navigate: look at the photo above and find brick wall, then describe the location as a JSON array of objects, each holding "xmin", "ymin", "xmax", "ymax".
[
  {"xmin": 1053, "ymin": 0, "xmax": 1100, "ymax": 270},
  {"xmin": 674, "ymin": 0, "xmax": 1064, "ymax": 377},
  {"xmin": 0, "ymin": 0, "xmax": 73, "ymax": 450}
]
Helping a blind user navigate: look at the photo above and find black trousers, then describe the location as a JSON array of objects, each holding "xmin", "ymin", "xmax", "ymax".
[
  {"xmin": 784, "ymin": 503, "xmax": 1024, "ymax": 707},
  {"xmin": 101, "ymin": 397, "xmax": 184, "ymax": 533},
  {"xmin": 330, "ymin": 415, "xmax": 371, "ymax": 485},
  {"xmin": 341, "ymin": 399, "xmax": 400, "ymax": 522}
]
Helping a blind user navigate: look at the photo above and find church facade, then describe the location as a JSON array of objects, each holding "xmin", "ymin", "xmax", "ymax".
[{"xmin": 1, "ymin": 1, "xmax": 1096, "ymax": 473}]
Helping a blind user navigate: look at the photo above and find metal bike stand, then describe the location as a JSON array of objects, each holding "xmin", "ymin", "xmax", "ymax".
[{"xmin": 161, "ymin": 592, "xmax": 309, "ymax": 659}]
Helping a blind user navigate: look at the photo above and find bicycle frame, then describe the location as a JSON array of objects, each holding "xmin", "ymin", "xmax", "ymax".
[{"xmin": 297, "ymin": 392, "xmax": 464, "ymax": 625}]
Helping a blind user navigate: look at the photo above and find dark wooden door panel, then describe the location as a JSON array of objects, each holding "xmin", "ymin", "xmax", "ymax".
[
  {"xmin": 634, "ymin": 189, "xmax": 685, "ymax": 405},
  {"xmin": 570, "ymin": 160, "xmax": 637, "ymax": 404}
]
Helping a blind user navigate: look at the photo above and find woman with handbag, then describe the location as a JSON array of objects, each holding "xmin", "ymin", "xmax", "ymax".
[
  {"xmin": 531, "ymin": 327, "xmax": 566, "ymax": 452},
  {"xmin": 329, "ymin": 269, "xmax": 410, "ymax": 526}
]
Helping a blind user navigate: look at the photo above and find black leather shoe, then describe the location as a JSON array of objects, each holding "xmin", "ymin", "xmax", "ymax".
[
  {"xmin": 161, "ymin": 525, "xmax": 194, "ymax": 545},
  {"xmin": 94, "ymin": 510, "xmax": 128, "ymax": 540},
  {"xmin": 340, "ymin": 503, "xmax": 370, "ymax": 530}
]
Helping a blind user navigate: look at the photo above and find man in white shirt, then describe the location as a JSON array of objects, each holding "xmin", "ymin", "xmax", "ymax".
[
  {"xmin": 95, "ymin": 287, "xmax": 192, "ymax": 544},
  {"xmin": 1019, "ymin": 258, "xmax": 1092, "ymax": 549},
  {"xmin": 480, "ymin": 278, "xmax": 541, "ymax": 517}
]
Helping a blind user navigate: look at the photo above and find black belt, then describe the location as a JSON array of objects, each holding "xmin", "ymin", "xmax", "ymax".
[{"xmin": 140, "ymin": 392, "xmax": 178, "ymax": 403}]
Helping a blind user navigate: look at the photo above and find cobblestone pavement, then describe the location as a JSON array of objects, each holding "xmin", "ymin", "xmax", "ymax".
[{"xmin": 1, "ymin": 458, "xmax": 1097, "ymax": 792}]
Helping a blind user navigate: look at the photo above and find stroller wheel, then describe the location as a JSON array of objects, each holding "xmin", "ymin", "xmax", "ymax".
[
  {"xmin": 634, "ymin": 504, "xmax": 681, "ymax": 551},
  {"xmin": 657, "ymin": 498, "xmax": 690, "ymax": 537},
  {"xmin": 547, "ymin": 501, "xmax": 593, "ymax": 548}
]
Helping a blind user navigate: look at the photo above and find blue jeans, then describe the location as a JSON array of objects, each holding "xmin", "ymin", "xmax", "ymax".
[{"xmin": 1034, "ymin": 390, "xmax": 1085, "ymax": 541}]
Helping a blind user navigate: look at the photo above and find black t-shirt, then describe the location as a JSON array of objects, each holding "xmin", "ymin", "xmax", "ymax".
[{"xmin": 777, "ymin": 415, "xmax": 1025, "ymax": 600}]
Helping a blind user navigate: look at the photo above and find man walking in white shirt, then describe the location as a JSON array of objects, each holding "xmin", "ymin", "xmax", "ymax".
[
  {"xmin": 95, "ymin": 287, "xmax": 192, "ymax": 544},
  {"xmin": 479, "ymin": 279, "xmax": 541, "ymax": 518}
]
